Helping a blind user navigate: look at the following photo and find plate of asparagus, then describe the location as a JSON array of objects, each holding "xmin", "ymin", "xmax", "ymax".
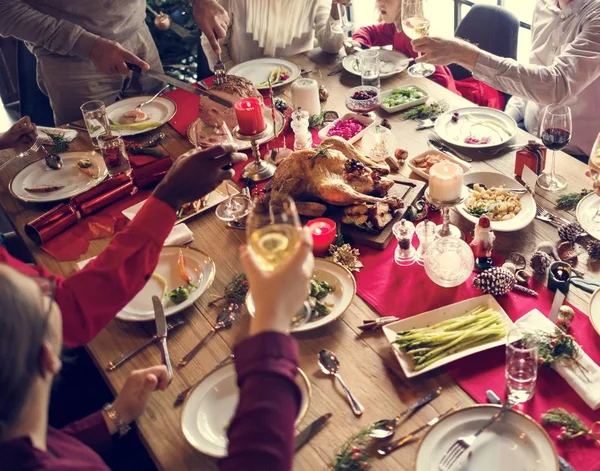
[{"xmin": 382, "ymin": 295, "xmax": 514, "ymax": 378}]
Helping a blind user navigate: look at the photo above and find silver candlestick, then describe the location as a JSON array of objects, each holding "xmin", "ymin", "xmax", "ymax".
[
  {"xmin": 234, "ymin": 123, "xmax": 277, "ymax": 182},
  {"xmin": 425, "ymin": 188, "xmax": 467, "ymax": 239}
]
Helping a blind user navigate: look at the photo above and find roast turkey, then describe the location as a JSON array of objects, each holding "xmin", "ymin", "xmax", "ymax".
[{"xmin": 270, "ymin": 137, "xmax": 402, "ymax": 211}]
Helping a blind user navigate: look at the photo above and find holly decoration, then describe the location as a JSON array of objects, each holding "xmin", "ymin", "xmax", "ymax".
[
  {"xmin": 332, "ymin": 426, "xmax": 373, "ymax": 470},
  {"xmin": 208, "ymin": 274, "xmax": 249, "ymax": 306},
  {"xmin": 48, "ymin": 132, "xmax": 70, "ymax": 154},
  {"xmin": 558, "ymin": 221, "xmax": 585, "ymax": 243},
  {"xmin": 473, "ymin": 267, "xmax": 537, "ymax": 297},
  {"xmin": 541, "ymin": 408, "xmax": 600, "ymax": 444},
  {"xmin": 587, "ymin": 240, "xmax": 600, "ymax": 261}
]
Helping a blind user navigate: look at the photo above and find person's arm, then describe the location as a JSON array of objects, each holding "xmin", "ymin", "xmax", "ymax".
[
  {"xmin": 200, "ymin": 0, "xmax": 233, "ymax": 71},
  {"xmin": 55, "ymin": 196, "xmax": 176, "ymax": 348},
  {"xmin": 0, "ymin": 0, "xmax": 99, "ymax": 59},
  {"xmin": 219, "ymin": 332, "xmax": 301, "ymax": 471},
  {"xmin": 314, "ymin": 0, "xmax": 345, "ymax": 54},
  {"xmin": 352, "ymin": 23, "xmax": 396, "ymax": 48},
  {"xmin": 60, "ymin": 411, "xmax": 113, "ymax": 452}
]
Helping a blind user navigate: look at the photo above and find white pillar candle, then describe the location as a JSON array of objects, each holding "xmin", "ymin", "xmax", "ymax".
[
  {"xmin": 291, "ymin": 79, "xmax": 321, "ymax": 116},
  {"xmin": 428, "ymin": 161, "xmax": 464, "ymax": 203}
]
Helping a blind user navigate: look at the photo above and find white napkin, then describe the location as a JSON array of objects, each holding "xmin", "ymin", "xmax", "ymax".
[
  {"xmin": 76, "ymin": 224, "xmax": 193, "ymax": 270},
  {"xmin": 36, "ymin": 127, "xmax": 78, "ymax": 145},
  {"xmin": 517, "ymin": 309, "xmax": 600, "ymax": 410}
]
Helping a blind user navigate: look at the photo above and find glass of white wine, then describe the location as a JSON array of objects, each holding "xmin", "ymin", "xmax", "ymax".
[
  {"xmin": 247, "ymin": 195, "xmax": 311, "ymax": 327},
  {"xmin": 401, "ymin": 0, "xmax": 435, "ymax": 78},
  {"xmin": 587, "ymin": 132, "xmax": 600, "ymax": 226}
]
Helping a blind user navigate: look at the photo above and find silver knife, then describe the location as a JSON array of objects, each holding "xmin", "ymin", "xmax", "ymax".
[
  {"xmin": 486, "ymin": 390, "xmax": 574, "ymax": 471},
  {"xmin": 294, "ymin": 413, "xmax": 332, "ymax": 451},
  {"xmin": 127, "ymin": 64, "xmax": 234, "ymax": 108},
  {"xmin": 152, "ymin": 295, "xmax": 173, "ymax": 384},
  {"xmin": 428, "ymin": 139, "xmax": 473, "ymax": 163},
  {"xmin": 377, "ymin": 403, "xmax": 460, "ymax": 456},
  {"xmin": 549, "ymin": 289, "xmax": 566, "ymax": 323}
]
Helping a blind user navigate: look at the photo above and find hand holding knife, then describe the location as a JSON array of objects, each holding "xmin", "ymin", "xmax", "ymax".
[{"xmin": 152, "ymin": 296, "xmax": 173, "ymax": 384}]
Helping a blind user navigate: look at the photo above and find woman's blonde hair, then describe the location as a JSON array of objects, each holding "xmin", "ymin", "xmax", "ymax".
[{"xmin": 376, "ymin": 1, "xmax": 403, "ymax": 31}]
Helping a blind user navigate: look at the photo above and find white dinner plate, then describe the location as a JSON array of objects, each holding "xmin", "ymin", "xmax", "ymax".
[
  {"xmin": 343, "ymin": 50, "xmax": 409, "ymax": 79},
  {"xmin": 576, "ymin": 192, "xmax": 600, "ymax": 240},
  {"xmin": 116, "ymin": 246, "xmax": 215, "ymax": 322},
  {"xmin": 416, "ymin": 405, "xmax": 558, "ymax": 471},
  {"xmin": 228, "ymin": 58, "xmax": 301, "ymax": 90},
  {"xmin": 317, "ymin": 112, "xmax": 375, "ymax": 145},
  {"xmin": 187, "ymin": 109, "xmax": 285, "ymax": 151},
  {"xmin": 383, "ymin": 295, "xmax": 514, "ymax": 378},
  {"xmin": 106, "ymin": 96, "xmax": 176, "ymax": 136},
  {"xmin": 246, "ymin": 259, "xmax": 356, "ymax": 333},
  {"xmin": 458, "ymin": 171, "xmax": 536, "ymax": 232},
  {"xmin": 407, "ymin": 149, "xmax": 471, "ymax": 181},
  {"xmin": 589, "ymin": 287, "xmax": 600, "ymax": 336},
  {"xmin": 181, "ymin": 363, "xmax": 311, "ymax": 457},
  {"xmin": 9, "ymin": 151, "xmax": 108, "ymax": 203},
  {"xmin": 122, "ymin": 181, "xmax": 238, "ymax": 225},
  {"xmin": 435, "ymin": 107, "xmax": 517, "ymax": 149}
]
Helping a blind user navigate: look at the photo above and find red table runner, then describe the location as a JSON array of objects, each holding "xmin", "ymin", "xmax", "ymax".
[{"xmin": 354, "ymin": 230, "xmax": 600, "ymax": 469}]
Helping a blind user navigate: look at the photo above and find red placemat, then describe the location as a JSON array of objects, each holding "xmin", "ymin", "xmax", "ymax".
[{"xmin": 354, "ymin": 226, "xmax": 600, "ymax": 469}]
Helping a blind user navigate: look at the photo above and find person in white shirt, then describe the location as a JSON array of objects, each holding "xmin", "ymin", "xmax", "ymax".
[
  {"xmin": 410, "ymin": 0, "xmax": 600, "ymax": 159},
  {"xmin": 200, "ymin": 0, "xmax": 350, "ymax": 71}
]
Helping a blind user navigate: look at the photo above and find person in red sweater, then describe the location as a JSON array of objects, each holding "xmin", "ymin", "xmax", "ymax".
[
  {"xmin": 348, "ymin": 0, "xmax": 460, "ymax": 95},
  {"xmin": 0, "ymin": 144, "xmax": 246, "ymax": 349}
]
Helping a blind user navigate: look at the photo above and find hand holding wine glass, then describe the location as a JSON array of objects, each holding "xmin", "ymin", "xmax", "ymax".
[
  {"xmin": 537, "ymin": 104, "xmax": 572, "ymax": 191},
  {"xmin": 402, "ymin": 0, "xmax": 435, "ymax": 78}
]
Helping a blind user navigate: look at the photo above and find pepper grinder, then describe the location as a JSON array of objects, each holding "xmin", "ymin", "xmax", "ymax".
[
  {"xmin": 415, "ymin": 220, "xmax": 436, "ymax": 266},
  {"xmin": 392, "ymin": 219, "xmax": 416, "ymax": 266},
  {"xmin": 290, "ymin": 108, "xmax": 312, "ymax": 150}
]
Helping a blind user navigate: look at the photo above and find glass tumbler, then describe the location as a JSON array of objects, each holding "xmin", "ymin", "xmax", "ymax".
[
  {"xmin": 98, "ymin": 132, "xmax": 131, "ymax": 177},
  {"xmin": 81, "ymin": 100, "xmax": 111, "ymax": 148},
  {"xmin": 360, "ymin": 50, "xmax": 380, "ymax": 89},
  {"xmin": 505, "ymin": 327, "xmax": 539, "ymax": 405}
]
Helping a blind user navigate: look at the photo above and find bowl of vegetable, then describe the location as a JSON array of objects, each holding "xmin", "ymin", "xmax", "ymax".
[
  {"xmin": 345, "ymin": 86, "xmax": 381, "ymax": 117},
  {"xmin": 317, "ymin": 112, "xmax": 375, "ymax": 144},
  {"xmin": 380, "ymin": 85, "xmax": 429, "ymax": 113}
]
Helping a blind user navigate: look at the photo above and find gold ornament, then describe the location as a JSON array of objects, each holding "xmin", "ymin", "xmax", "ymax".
[
  {"xmin": 154, "ymin": 12, "xmax": 172, "ymax": 31},
  {"xmin": 327, "ymin": 243, "xmax": 363, "ymax": 272}
]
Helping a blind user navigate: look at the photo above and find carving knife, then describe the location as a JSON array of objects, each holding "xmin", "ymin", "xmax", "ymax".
[
  {"xmin": 486, "ymin": 389, "xmax": 573, "ymax": 471},
  {"xmin": 294, "ymin": 413, "xmax": 332, "ymax": 451},
  {"xmin": 127, "ymin": 64, "xmax": 234, "ymax": 108},
  {"xmin": 152, "ymin": 295, "xmax": 173, "ymax": 384}
]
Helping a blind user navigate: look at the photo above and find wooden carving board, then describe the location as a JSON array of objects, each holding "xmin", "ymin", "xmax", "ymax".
[{"xmin": 328, "ymin": 175, "xmax": 426, "ymax": 251}]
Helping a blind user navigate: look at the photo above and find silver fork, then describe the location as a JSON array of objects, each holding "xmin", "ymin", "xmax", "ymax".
[
  {"xmin": 536, "ymin": 203, "xmax": 570, "ymax": 225},
  {"xmin": 438, "ymin": 406, "xmax": 508, "ymax": 470},
  {"xmin": 15, "ymin": 138, "xmax": 41, "ymax": 159},
  {"xmin": 213, "ymin": 53, "xmax": 226, "ymax": 85}
]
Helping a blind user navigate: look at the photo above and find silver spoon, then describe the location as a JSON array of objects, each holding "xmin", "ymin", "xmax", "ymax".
[
  {"xmin": 466, "ymin": 182, "xmax": 528, "ymax": 194},
  {"xmin": 178, "ymin": 303, "xmax": 239, "ymax": 367},
  {"xmin": 40, "ymin": 144, "xmax": 63, "ymax": 170},
  {"xmin": 318, "ymin": 349, "xmax": 364, "ymax": 416}
]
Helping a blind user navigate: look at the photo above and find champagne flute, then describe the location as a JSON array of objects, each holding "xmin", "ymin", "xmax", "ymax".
[
  {"xmin": 332, "ymin": 1, "xmax": 354, "ymax": 33},
  {"xmin": 401, "ymin": 0, "xmax": 435, "ymax": 78},
  {"xmin": 537, "ymin": 104, "xmax": 572, "ymax": 191},
  {"xmin": 247, "ymin": 195, "xmax": 311, "ymax": 326}
]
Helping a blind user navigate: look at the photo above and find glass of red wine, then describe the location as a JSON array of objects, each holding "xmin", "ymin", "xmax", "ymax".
[{"xmin": 537, "ymin": 104, "xmax": 572, "ymax": 191}]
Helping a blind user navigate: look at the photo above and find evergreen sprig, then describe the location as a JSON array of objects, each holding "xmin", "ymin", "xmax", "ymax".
[
  {"xmin": 541, "ymin": 408, "xmax": 598, "ymax": 443},
  {"xmin": 555, "ymin": 189, "xmax": 592, "ymax": 211},
  {"xmin": 331, "ymin": 425, "xmax": 374, "ymax": 470},
  {"xmin": 47, "ymin": 132, "xmax": 69, "ymax": 154}
]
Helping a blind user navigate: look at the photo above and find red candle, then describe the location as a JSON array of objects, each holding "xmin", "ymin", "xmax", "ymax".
[
  {"xmin": 306, "ymin": 218, "xmax": 337, "ymax": 256},
  {"xmin": 234, "ymin": 98, "xmax": 266, "ymax": 136}
]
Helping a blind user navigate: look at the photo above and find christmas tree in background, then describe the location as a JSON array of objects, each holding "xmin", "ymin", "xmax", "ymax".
[{"xmin": 145, "ymin": 0, "xmax": 204, "ymax": 82}]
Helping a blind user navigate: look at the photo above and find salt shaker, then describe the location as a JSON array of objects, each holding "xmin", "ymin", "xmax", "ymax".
[
  {"xmin": 290, "ymin": 108, "xmax": 312, "ymax": 150},
  {"xmin": 415, "ymin": 220, "xmax": 436, "ymax": 266},
  {"xmin": 392, "ymin": 219, "xmax": 416, "ymax": 266}
]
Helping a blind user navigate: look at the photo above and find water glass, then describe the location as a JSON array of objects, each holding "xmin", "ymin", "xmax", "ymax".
[
  {"xmin": 505, "ymin": 327, "xmax": 539, "ymax": 405},
  {"xmin": 360, "ymin": 50, "xmax": 380, "ymax": 89},
  {"xmin": 81, "ymin": 100, "xmax": 110, "ymax": 148},
  {"xmin": 98, "ymin": 132, "xmax": 131, "ymax": 177}
]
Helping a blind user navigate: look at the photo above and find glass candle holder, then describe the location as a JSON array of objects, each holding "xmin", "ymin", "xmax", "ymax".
[
  {"xmin": 393, "ymin": 219, "xmax": 416, "ymax": 266},
  {"xmin": 362, "ymin": 125, "xmax": 395, "ymax": 163},
  {"xmin": 415, "ymin": 219, "xmax": 436, "ymax": 266},
  {"xmin": 424, "ymin": 237, "xmax": 474, "ymax": 287},
  {"xmin": 98, "ymin": 132, "xmax": 131, "ymax": 177}
]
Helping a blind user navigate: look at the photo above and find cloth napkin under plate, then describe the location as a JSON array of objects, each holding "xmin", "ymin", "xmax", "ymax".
[
  {"xmin": 517, "ymin": 309, "xmax": 600, "ymax": 410},
  {"xmin": 37, "ymin": 126, "xmax": 78, "ymax": 145}
]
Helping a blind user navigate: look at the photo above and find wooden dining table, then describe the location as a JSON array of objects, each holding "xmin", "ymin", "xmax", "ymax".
[{"xmin": 0, "ymin": 52, "xmax": 597, "ymax": 471}]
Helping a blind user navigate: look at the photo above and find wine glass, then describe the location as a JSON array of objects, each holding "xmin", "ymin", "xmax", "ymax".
[
  {"xmin": 401, "ymin": 0, "xmax": 435, "ymax": 78},
  {"xmin": 586, "ymin": 132, "xmax": 600, "ymax": 226},
  {"xmin": 247, "ymin": 195, "xmax": 311, "ymax": 327},
  {"xmin": 537, "ymin": 104, "xmax": 572, "ymax": 191},
  {"xmin": 331, "ymin": 1, "xmax": 354, "ymax": 33}
]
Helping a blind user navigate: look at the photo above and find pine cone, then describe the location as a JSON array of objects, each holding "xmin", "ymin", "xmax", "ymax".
[
  {"xmin": 587, "ymin": 240, "xmax": 600, "ymax": 261},
  {"xmin": 473, "ymin": 267, "xmax": 516, "ymax": 296},
  {"xmin": 530, "ymin": 250, "xmax": 552, "ymax": 275},
  {"xmin": 558, "ymin": 222, "xmax": 585, "ymax": 243}
]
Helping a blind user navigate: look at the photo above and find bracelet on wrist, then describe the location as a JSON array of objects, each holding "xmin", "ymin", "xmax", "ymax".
[{"xmin": 103, "ymin": 402, "xmax": 131, "ymax": 437}]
